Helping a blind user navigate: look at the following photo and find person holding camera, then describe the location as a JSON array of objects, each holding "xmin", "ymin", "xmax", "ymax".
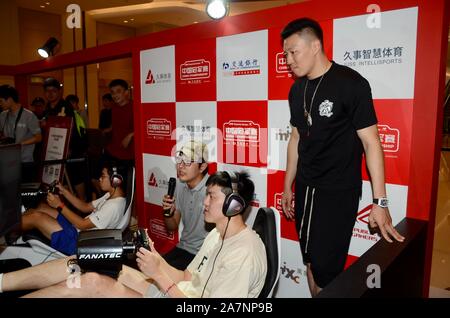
[
  {"xmin": 0, "ymin": 171, "xmax": 267, "ymax": 298},
  {"xmin": 20, "ymin": 162, "xmax": 127, "ymax": 255},
  {"xmin": 161, "ymin": 141, "xmax": 210, "ymax": 270},
  {"xmin": 0, "ymin": 85, "xmax": 42, "ymax": 182}
]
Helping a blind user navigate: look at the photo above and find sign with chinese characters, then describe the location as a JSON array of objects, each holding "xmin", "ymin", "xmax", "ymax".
[
  {"xmin": 333, "ymin": 7, "xmax": 418, "ymax": 99},
  {"xmin": 217, "ymin": 30, "xmax": 268, "ymax": 101}
]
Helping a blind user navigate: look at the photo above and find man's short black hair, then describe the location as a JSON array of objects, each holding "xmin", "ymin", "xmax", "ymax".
[
  {"xmin": 43, "ymin": 77, "xmax": 62, "ymax": 90},
  {"xmin": 102, "ymin": 93, "xmax": 113, "ymax": 101},
  {"xmin": 108, "ymin": 79, "xmax": 128, "ymax": 90},
  {"xmin": 0, "ymin": 85, "xmax": 19, "ymax": 103},
  {"xmin": 65, "ymin": 94, "xmax": 79, "ymax": 104},
  {"xmin": 281, "ymin": 17, "xmax": 324, "ymax": 50},
  {"xmin": 206, "ymin": 171, "xmax": 255, "ymax": 210}
]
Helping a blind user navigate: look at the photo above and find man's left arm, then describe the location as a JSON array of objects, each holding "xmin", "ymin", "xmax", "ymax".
[
  {"xmin": 357, "ymin": 124, "xmax": 405, "ymax": 243},
  {"xmin": 20, "ymin": 133, "xmax": 42, "ymax": 146}
]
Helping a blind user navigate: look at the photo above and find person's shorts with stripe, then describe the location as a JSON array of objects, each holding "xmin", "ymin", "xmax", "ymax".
[{"xmin": 295, "ymin": 181, "xmax": 361, "ymax": 288}]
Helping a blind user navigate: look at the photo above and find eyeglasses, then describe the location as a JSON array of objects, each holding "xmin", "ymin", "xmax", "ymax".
[{"xmin": 175, "ymin": 156, "xmax": 198, "ymax": 167}]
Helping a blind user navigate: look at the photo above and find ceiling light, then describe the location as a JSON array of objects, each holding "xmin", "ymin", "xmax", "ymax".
[
  {"xmin": 206, "ymin": 0, "xmax": 229, "ymax": 20},
  {"xmin": 124, "ymin": 20, "xmax": 129, "ymax": 23},
  {"xmin": 40, "ymin": 5, "xmax": 45, "ymax": 8}
]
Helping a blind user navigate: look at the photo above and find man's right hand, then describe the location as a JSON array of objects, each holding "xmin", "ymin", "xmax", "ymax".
[
  {"xmin": 162, "ymin": 195, "xmax": 175, "ymax": 216},
  {"xmin": 56, "ymin": 183, "xmax": 68, "ymax": 196},
  {"xmin": 281, "ymin": 189, "xmax": 295, "ymax": 220}
]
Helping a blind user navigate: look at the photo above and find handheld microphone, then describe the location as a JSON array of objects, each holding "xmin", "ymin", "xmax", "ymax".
[{"xmin": 163, "ymin": 177, "xmax": 176, "ymax": 217}]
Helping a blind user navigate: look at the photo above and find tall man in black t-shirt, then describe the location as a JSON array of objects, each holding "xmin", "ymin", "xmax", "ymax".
[{"xmin": 280, "ymin": 18, "xmax": 405, "ymax": 296}]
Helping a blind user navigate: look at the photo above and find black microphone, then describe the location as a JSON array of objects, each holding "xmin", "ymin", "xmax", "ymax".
[{"xmin": 163, "ymin": 177, "xmax": 176, "ymax": 217}]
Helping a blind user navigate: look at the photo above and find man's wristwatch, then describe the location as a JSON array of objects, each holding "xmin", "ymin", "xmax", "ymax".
[
  {"xmin": 373, "ymin": 198, "xmax": 389, "ymax": 208},
  {"xmin": 56, "ymin": 203, "xmax": 65, "ymax": 213}
]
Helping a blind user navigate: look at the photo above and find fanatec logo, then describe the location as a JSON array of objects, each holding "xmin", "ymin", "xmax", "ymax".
[{"xmin": 78, "ymin": 253, "xmax": 122, "ymax": 260}]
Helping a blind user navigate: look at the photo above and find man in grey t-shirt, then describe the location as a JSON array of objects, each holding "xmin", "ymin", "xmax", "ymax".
[
  {"xmin": 162, "ymin": 141, "xmax": 211, "ymax": 270},
  {"xmin": 0, "ymin": 85, "xmax": 42, "ymax": 181}
]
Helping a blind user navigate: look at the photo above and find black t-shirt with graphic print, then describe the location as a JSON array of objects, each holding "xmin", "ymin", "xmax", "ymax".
[{"xmin": 288, "ymin": 61, "xmax": 378, "ymax": 190}]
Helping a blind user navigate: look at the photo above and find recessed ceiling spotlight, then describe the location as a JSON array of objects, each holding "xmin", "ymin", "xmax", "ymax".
[
  {"xmin": 206, "ymin": 0, "xmax": 229, "ymax": 20},
  {"xmin": 40, "ymin": 5, "xmax": 45, "ymax": 8},
  {"xmin": 123, "ymin": 20, "xmax": 129, "ymax": 23}
]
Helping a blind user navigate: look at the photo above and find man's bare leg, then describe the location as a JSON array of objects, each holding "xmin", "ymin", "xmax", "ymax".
[
  {"xmin": 23, "ymin": 272, "xmax": 142, "ymax": 298},
  {"xmin": 2, "ymin": 256, "xmax": 75, "ymax": 292},
  {"xmin": 306, "ymin": 263, "xmax": 322, "ymax": 297},
  {"xmin": 21, "ymin": 211, "xmax": 62, "ymax": 239},
  {"xmin": 23, "ymin": 202, "xmax": 58, "ymax": 218},
  {"xmin": 34, "ymin": 203, "xmax": 59, "ymax": 218}
]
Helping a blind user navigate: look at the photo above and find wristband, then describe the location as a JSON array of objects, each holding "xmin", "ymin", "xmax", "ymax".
[
  {"xmin": 163, "ymin": 282, "xmax": 176, "ymax": 296},
  {"xmin": 57, "ymin": 202, "xmax": 65, "ymax": 213}
]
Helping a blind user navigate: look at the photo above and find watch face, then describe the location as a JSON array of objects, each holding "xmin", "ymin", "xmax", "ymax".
[{"xmin": 374, "ymin": 198, "xmax": 388, "ymax": 207}]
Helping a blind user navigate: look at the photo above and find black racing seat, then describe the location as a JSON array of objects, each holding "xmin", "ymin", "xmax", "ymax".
[{"xmin": 252, "ymin": 207, "xmax": 281, "ymax": 298}]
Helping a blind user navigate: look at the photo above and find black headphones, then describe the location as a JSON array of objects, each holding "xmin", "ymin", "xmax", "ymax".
[
  {"xmin": 110, "ymin": 165, "xmax": 123, "ymax": 188},
  {"xmin": 222, "ymin": 171, "xmax": 246, "ymax": 217}
]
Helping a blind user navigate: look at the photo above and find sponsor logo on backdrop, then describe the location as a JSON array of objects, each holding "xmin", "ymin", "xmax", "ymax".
[
  {"xmin": 275, "ymin": 125, "xmax": 291, "ymax": 142},
  {"xmin": 343, "ymin": 46, "xmax": 404, "ymax": 68},
  {"xmin": 222, "ymin": 58, "xmax": 261, "ymax": 77},
  {"xmin": 356, "ymin": 205, "xmax": 371, "ymax": 225},
  {"xmin": 276, "ymin": 52, "xmax": 291, "ymax": 74},
  {"xmin": 148, "ymin": 173, "xmax": 158, "ymax": 187},
  {"xmin": 147, "ymin": 168, "xmax": 169, "ymax": 191},
  {"xmin": 280, "ymin": 261, "xmax": 307, "ymax": 284},
  {"xmin": 180, "ymin": 59, "xmax": 211, "ymax": 83},
  {"xmin": 146, "ymin": 118, "xmax": 172, "ymax": 138},
  {"xmin": 145, "ymin": 70, "xmax": 156, "ymax": 84},
  {"xmin": 179, "ymin": 120, "xmax": 213, "ymax": 141},
  {"xmin": 145, "ymin": 69, "xmax": 172, "ymax": 85},
  {"xmin": 353, "ymin": 205, "xmax": 379, "ymax": 242},
  {"xmin": 378, "ymin": 124, "xmax": 400, "ymax": 153},
  {"xmin": 149, "ymin": 218, "xmax": 174, "ymax": 240},
  {"xmin": 223, "ymin": 120, "xmax": 260, "ymax": 144}
]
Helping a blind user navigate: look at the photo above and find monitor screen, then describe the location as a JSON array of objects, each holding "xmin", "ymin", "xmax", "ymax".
[{"xmin": 0, "ymin": 144, "xmax": 22, "ymax": 237}]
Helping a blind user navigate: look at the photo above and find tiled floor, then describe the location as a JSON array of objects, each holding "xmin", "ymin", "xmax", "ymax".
[{"xmin": 429, "ymin": 151, "xmax": 450, "ymax": 297}]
